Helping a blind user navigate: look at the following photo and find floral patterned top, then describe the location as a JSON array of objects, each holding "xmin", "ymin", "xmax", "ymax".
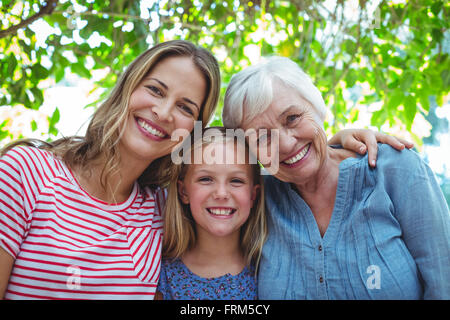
[{"xmin": 157, "ymin": 258, "xmax": 258, "ymax": 300}]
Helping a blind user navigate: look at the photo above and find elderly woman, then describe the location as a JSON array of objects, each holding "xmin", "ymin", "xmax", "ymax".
[{"xmin": 223, "ymin": 56, "xmax": 450, "ymax": 299}]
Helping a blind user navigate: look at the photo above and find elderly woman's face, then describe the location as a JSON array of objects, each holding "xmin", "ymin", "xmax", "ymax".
[{"xmin": 240, "ymin": 81, "xmax": 328, "ymax": 185}]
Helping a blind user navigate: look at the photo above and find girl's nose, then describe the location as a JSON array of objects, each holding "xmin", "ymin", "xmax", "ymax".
[{"xmin": 213, "ymin": 183, "xmax": 230, "ymax": 199}]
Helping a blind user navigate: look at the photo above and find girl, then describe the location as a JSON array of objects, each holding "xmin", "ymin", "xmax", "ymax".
[
  {"xmin": 156, "ymin": 127, "xmax": 265, "ymax": 300},
  {"xmin": 0, "ymin": 40, "xmax": 221, "ymax": 299}
]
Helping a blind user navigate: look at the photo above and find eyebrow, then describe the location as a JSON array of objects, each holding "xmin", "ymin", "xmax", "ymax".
[
  {"xmin": 148, "ymin": 77, "xmax": 168, "ymax": 90},
  {"xmin": 147, "ymin": 77, "xmax": 200, "ymax": 112},
  {"xmin": 194, "ymin": 168, "xmax": 249, "ymax": 175},
  {"xmin": 277, "ymin": 105, "xmax": 303, "ymax": 121},
  {"xmin": 182, "ymin": 97, "xmax": 200, "ymax": 112}
]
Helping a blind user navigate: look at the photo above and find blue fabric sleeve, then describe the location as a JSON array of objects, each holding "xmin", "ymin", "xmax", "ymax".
[
  {"xmin": 380, "ymin": 146, "xmax": 450, "ymax": 299},
  {"xmin": 156, "ymin": 261, "xmax": 172, "ymax": 300}
]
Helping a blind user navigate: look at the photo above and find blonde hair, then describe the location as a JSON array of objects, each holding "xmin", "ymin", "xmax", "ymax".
[
  {"xmin": 1, "ymin": 40, "xmax": 221, "ymax": 192},
  {"xmin": 223, "ymin": 56, "xmax": 327, "ymax": 128},
  {"xmin": 162, "ymin": 127, "xmax": 267, "ymax": 270}
]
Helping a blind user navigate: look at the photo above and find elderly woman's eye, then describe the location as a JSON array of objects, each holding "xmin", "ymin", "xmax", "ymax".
[{"xmin": 286, "ymin": 114, "xmax": 300, "ymax": 123}]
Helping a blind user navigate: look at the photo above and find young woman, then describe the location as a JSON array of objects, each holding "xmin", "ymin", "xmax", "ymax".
[{"xmin": 0, "ymin": 40, "xmax": 221, "ymax": 299}]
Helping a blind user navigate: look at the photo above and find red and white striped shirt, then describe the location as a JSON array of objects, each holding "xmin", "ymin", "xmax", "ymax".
[{"xmin": 0, "ymin": 146, "xmax": 165, "ymax": 299}]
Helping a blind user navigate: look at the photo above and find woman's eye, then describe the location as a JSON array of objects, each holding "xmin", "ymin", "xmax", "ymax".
[
  {"xmin": 178, "ymin": 104, "xmax": 194, "ymax": 116},
  {"xmin": 146, "ymin": 85, "xmax": 162, "ymax": 96},
  {"xmin": 286, "ymin": 114, "xmax": 300, "ymax": 124}
]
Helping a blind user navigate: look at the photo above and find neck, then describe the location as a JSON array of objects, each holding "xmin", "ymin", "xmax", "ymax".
[
  {"xmin": 293, "ymin": 146, "xmax": 354, "ymax": 210},
  {"xmin": 182, "ymin": 228, "xmax": 246, "ymax": 278},
  {"xmin": 73, "ymin": 149, "xmax": 152, "ymax": 204},
  {"xmin": 295, "ymin": 147, "xmax": 338, "ymax": 191}
]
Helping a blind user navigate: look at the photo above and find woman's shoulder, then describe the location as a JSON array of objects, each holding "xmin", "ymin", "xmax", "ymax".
[
  {"xmin": 375, "ymin": 143, "xmax": 426, "ymax": 173},
  {"xmin": 263, "ymin": 174, "xmax": 291, "ymax": 194},
  {"xmin": 1, "ymin": 145, "xmax": 60, "ymax": 173}
]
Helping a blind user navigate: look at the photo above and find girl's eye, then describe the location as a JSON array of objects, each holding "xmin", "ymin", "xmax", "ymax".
[
  {"xmin": 198, "ymin": 177, "xmax": 212, "ymax": 183},
  {"xmin": 230, "ymin": 178, "xmax": 245, "ymax": 185}
]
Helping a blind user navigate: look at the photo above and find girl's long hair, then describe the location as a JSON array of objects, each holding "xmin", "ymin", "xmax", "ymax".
[
  {"xmin": 162, "ymin": 127, "xmax": 267, "ymax": 271},
  {"xmin": 1, "ymin": 40, "xmax": 221, "ymax": 192}
]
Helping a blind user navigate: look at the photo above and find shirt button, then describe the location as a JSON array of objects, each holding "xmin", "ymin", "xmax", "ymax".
[
  {"xmin": 318, "ymin": 245, "xmax": 322, "ymax": 251},
  {"xmin": 319, "ymin": 276, "xmax": 324, "ymax": 283}
]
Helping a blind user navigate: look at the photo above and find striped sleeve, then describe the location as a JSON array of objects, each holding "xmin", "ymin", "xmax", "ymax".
[{"xmin": 0, "ymin": 147, "xmax": 43, "ymax": 258}]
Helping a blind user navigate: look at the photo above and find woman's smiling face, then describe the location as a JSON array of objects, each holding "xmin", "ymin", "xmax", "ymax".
[
  {"xmin": 120, "ymin": 55, "xmax": 207, "ymax": 164},
  {"xmin": 241, "ymin": 80, "xmax": 328, "ymax": 185}
]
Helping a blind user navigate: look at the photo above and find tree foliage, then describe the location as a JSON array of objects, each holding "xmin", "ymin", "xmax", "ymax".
[{"xmin": 0, "ymin": 0, "xmax": 449, "ymax": 142}]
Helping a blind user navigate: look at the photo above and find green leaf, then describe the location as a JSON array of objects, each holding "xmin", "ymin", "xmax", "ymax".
[
  {"xmin": 30, "ymin": 87, "xmax": 44, "ymax": 106},
  {"xmin": 32, "ymin": 64, "xmax": 50, "ymax": 79},
  {"xmin": 31, "ymin": 120, "xmax": 38, "ymax": 132},
  {"xmin": 387, "ymin": 90, "xmax": 404, "ymax": 111},
  {"xmin": 6, "ymin": 54, "xmax": 17, "ymax": 76},
  {"xmin": 404, "ymin": 95, "xmax": 417, "ymax": 130},
  {"xmin": 71, "ymin": 62, "xmax": 91, "ymax": 79},
  {"xmin": 49, "ymin": 108, "xmax": 60, "ymax": 127}
]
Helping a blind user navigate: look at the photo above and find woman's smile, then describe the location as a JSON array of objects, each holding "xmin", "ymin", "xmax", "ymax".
[
  {"xmin": 135, "ymin": 117, "xmax": 169, "ymax": 141},
  {"xmin": 281, "ymin": 143, "xmax": 311, "ymax": 167}
]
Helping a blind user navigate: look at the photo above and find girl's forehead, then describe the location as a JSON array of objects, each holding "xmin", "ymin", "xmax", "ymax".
[{"xmin": 188, "ymin": 140, "xmax": 253, "ymax": 166}]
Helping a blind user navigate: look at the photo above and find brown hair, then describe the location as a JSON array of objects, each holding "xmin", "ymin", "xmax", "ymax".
[{"xmin": 1, "ymin": 40, "xmax": 221, "ymax": 192}]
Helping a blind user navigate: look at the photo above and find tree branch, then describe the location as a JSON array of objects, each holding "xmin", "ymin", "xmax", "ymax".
[{"xmin": 0, "ymin": 0, "xmax": 59, "ymax": 39}]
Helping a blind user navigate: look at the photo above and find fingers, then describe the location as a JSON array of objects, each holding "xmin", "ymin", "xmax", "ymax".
[
  {"xmin": 366, "ymin": 140, "xmax": 378, "ymax": 168},
  {"xmin": 396, "ymin": 138, "xmax": 414, "ymax": 149},
  {"xmin": 345, "ymin": 138, "xmax": 368, "ymax": 155},
  {"xmin": 374, "ymin": 133, "xmax": 415, "ymax": 151},
  {"xmin": 375, "ymin": 133, "xmax": 405, "ymax": 151}
]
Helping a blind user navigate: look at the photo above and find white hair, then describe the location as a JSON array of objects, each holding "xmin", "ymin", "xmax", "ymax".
[{"xmin": 223, "ymin": 56, "xmax": 327, "ymax": 128}]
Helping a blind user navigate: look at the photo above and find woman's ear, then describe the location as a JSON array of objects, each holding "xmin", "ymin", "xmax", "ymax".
[{"xmin": 177, "ymin": 180, "xmax": 190, "ymax": 204}]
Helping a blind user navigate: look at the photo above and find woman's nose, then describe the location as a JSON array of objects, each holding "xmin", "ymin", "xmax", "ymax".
[
  {"xmin": 152, "ymin": 101, "xmax": 174, "ymax": 122},
  {"xmin": 278, "ymin": 130, "xmax": 297, "ymax": 154}
]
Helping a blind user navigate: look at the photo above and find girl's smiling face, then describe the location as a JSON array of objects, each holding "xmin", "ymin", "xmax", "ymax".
[
  {"xmin": 120, "ymin": 55, "xmax": 207, "ymax": 165},
  {"xmin": 178, "ymin": 141, "xmax": 259, "ymax": 239}
]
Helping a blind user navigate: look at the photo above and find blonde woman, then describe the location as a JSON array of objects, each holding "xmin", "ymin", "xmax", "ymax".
[
  {"xmin": 156, "ymin": 127, "xmax": 265, "ymax": 300},
  {"xmin": 0, "ymin": 40, "xmax": 221, "ymax": 299}
]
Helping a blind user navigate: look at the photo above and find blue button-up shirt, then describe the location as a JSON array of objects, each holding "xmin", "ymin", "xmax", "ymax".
[{"xmin": 258, "ymin": 144, "xmax": 450, "ymax": 299}]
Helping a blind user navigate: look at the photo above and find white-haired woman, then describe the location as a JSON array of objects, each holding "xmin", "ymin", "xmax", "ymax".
[{"xmin": 223, "ymin": 56, "xmax": 450, "ymax": 299}]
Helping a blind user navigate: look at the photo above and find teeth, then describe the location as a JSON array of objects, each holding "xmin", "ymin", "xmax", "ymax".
[
  {"xmin": 138, "ymin": 119, "xmax": 166, "ymax": 138},
  {"xmin": 284, "ymin": 144, "xmax": 310, "ymax": 165},
  {"xmin": 208, "ymin": 208, "xmax": 234, "ymax": 216}
]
